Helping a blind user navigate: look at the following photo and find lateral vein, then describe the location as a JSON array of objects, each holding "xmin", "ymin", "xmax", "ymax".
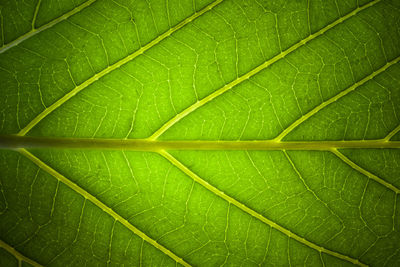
[
  {"xmin": 149, "ymin": 0, "xmax": 382, "ymax": 140},
  {"xmin": 384, "ymin": 124, "xmax": 400, "ymax": 141},
  {"xmin": 160, "ymin": 150, "xmax": 367, "ymax": 267},
  {"xmin": 275, "ymin": 56, "xmax": 400, "ymax": 141},
  {"xmin": 0, "ymin": 239, "xmax": 43, "ymax": 267},
  {"xmin": 18, "ymin": 148, "xmax": 191, "ymax": 267},
  {"xmin": 330, "ymin": 148, "xmax": 400, "ymax": 194},
  {"xmin": 0, "ymin": 0, "xmax": 97, "ymax": 54},
  {"xmin": 17, "ymin": 0, "xmax": 223, "ymax": 136},
  {"xmin": 32, "ymin": 0, "xmax": 42, "ymax": 29}
]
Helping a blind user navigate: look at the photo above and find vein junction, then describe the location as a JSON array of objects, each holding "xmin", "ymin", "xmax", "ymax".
[
  {"xmin": 0, "ymin": 239, "xmax": 42, "ymax": 267},
  {"xmin": 160, "ymin": 150, "xmax": 368, "ymax": 267},
  {"xmin": 1, "ymin": 0, "xmax": 398, "ymax": 265},
  {"xmin": 10, "ymin": 145, "xmax": 376, "ymax": 267}
]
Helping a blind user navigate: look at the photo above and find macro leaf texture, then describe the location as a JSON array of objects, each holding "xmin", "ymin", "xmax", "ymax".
[{"xmin": 0, "ymin": 0, "xmax": 400, "ymax": 266}]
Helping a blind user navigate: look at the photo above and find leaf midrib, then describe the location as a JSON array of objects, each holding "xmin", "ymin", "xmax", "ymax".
[
  {"xmin": 2, "ymin": 0, "xmax": 397, "ymax": 265},
  {"xmin": 2, "ymin": 134, "xmax": 399, "ymax": 193},
  {"xmin": 1, "ymin": 135, "xmax": 400, "ymax": 150},
  {"xmin": 7, "ymin": 129, "xmax": 398, "ymax": 266}
]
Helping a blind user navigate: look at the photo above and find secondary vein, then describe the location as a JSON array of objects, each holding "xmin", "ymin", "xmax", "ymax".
[
  {"xmin": 330, "ymin": 148, "xmax": 400, "ymax": 194},
  {"xmin": 0, "ymin": 239, "xmax": 43, "ymax": 267},
  {"xmin": 0, "ymin": 0, "xmax": 97, "ymax": 54},
  {"xmin": 149, "ymin": 0, "xmax": 382, "ymax": 140},
  {"xmin": 18, "ymin": 148, "xmax": 191, "ymax": 267},
  {"xmin": 160, "ymin": 150, "xmax": 367, "ymax": 267},
  {"xmin": 32, "ymin": 0, "xmax": 43, "ymax": 29},
  {"xmin": 17, "ymin": 0, "xmax": 224, "ymax": 137},
  {"xmin": 274, "ymin": 56, "xmax": 400, "ymax": 141},
  {"xmin": 384, "ymin": 124, "xmax": 400, "ymax": 141}
]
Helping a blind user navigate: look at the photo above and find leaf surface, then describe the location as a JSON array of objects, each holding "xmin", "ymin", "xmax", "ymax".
[{"xmin": 0, "ymin": 0, "xmax": 400, "ymax": 266}]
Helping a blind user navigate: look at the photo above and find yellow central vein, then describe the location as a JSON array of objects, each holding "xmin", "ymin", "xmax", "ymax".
[
  {"xmin": 17, "ymin": 0, "xmax": 224, "ymax": 136},
  {"xmin": 160, "ymin": 150, "xmax": 367, "ymax": 267},
  {"xmin": 275, "ymin": 56, "xmax": 400, "ymax": 141},
  {"xmin": 0, "ymin": 239, "xmax": 43, "ymax": 267},
  {"xmin": 149, "ymin": 0, "xmax": 382, "ymax": 140},
  {"xmin": 330, "ymin": 148, "xmax": 400, "ymax": 194},
  {"xmin": 1, "ymin": 135, "xmax": 400, "ymax": 150},
  {"xmin": 18, "ymin": 148, "xmax": 191, "ymax": 267},
  {"xmin": 0, "ymin": 0, "xmax": 97, "ymax": 54}
]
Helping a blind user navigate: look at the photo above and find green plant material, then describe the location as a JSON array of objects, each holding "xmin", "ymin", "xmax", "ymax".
[{"xmin": 0, "ymin": 0, "xmax": 399, "ymax": 266}]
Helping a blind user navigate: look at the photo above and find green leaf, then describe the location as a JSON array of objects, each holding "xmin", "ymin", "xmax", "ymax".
[{"xmin": 0, "ymin": 0, "xmax": 399, "ymax": 266}]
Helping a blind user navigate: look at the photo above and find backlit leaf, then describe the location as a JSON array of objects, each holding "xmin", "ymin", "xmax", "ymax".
[{"xmin": 0, "ymin": 0, "xmax": 399, "ymax": 266}]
